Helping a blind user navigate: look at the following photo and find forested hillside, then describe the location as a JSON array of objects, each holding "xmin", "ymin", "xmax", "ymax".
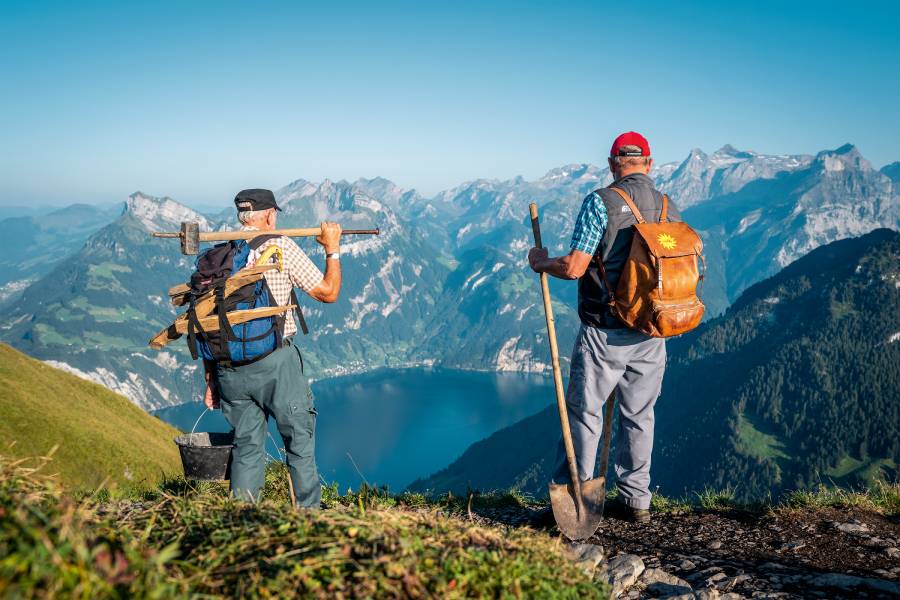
[
  {"xmin": 656, "ymin": 227, "xmax": 899, "ymax": 498},
  {"xmin": 411, "ymin": 230, "xmax": 900, "ymax": 500}
]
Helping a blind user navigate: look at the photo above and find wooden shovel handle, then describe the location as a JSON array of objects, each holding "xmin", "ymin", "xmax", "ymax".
[{"xmin": 530, "ymin": 203, "xmax": 585, "ymax": 514}]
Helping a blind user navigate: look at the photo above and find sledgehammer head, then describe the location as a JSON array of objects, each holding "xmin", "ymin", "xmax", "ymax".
[{"xmin": 181, "ymin": 222, "xmax": 199, "ymax": 255}]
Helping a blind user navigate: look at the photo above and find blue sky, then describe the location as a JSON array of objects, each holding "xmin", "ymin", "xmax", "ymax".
[{"xmin": 1, "ymin": 0, "xmax": 898, "ymax": 208}]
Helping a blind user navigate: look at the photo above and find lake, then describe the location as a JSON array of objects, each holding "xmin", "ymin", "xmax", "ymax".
[{"xmin": 155, "ymin": 368, "xmax": 555, "ymax": 491}]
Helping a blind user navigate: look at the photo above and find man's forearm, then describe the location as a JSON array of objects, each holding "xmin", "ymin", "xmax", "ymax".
[
  {"xmin": 534, "ymin": 255, "xmax": 582, "ymax": 280},
  {"xmin": 322, "ymin": 255, "xmax": 341, "ymax": 296}
]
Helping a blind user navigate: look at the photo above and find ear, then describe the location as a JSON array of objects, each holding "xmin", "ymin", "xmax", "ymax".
[{"xmin": 646, "ymin": 158, "xmax": 654, "ymax": 173}]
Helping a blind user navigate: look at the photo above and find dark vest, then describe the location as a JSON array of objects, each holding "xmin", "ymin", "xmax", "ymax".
[{"xmin": 578, "ymin": 173, "xmax": 682, "ymax": 328}]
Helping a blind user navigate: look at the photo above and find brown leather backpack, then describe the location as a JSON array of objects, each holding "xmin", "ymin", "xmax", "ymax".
[{"xmin": 598, "ymin": 187, "xmax": 705, "ymax": 338}]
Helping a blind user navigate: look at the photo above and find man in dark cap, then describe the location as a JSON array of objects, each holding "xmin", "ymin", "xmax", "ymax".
[
  {"xmin": 528, "ymin": 132, "xmax": 681, "ymax": 522},
  {"xmin": 203, "ymin": 188, "xmax": 342, "ymax": 508}
]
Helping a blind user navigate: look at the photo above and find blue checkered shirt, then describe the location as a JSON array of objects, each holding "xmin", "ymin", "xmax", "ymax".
[{"xmin": 570, "ymin": 191, "xmax": 609, "ymax": 255}]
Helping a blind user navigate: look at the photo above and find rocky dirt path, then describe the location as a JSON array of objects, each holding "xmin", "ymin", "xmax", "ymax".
[{"xmin": 466, "ymin": 504, "xmax": 900, "ymax": 599}]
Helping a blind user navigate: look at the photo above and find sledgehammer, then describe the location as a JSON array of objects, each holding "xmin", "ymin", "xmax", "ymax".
[{"xmin": 153, "ymin": 222, "xmax": 380, "ymax": 255}]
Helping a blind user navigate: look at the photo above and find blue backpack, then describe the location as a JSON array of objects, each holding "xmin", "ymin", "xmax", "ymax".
[{"xmin": 184, "ymin": 236, "xmax": 306, "ymax": 366}]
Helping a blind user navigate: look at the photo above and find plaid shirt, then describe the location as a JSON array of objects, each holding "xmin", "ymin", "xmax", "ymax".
[
  {"xmin": 570, "ymin": 191, "xmax": 609, "ymax": 255},
  {"xmin": 243, "ymin": 227, "xmax": 324, "ymax": 339}
]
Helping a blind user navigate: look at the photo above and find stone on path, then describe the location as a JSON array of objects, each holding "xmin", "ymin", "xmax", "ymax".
[
  {"xmin": 833, "ymin": 521, "xmax": 870, "ymax": 535},
  {"xmin": 561, "ymin": 541, "xmax": 606, "ymax": 576},
  {"xmin": 641, "ymin": 567, "xmax": 693, "ymax": 598},
  {"xmin": 694, "ymin": 591, "xmax": 747, "ymax": 600},
  {"xmin": 673, "ymin": 559, "xmax": 697, "ymax": 571},
  {"xmin": 598, "ymin": 553, "xmax": 645, "ymax": 598},
  {"xmin": 805, "ymin": 572, "xmax": 900, "ymax": 595}
]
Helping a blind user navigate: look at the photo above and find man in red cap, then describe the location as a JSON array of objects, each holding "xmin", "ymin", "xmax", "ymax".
[{"xmin": 528, "ymin": 131, "xmax": 682, "ymax": 522}]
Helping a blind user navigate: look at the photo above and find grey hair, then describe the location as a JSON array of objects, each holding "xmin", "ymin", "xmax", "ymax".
[
  {"xmin": 611, "ymin": 144, "xmax": 650, "ymax": 169},
  {"xmin": 237, "ymin": 208, "xmax": 274, "ymax": 225},
  {"xmin": 612, "ymin": 155, "xmax": 651, "ymax": 167}
]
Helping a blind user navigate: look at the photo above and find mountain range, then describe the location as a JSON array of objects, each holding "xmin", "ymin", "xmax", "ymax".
[
  {"xmin": 410, "ymin": 229, "xmax": 900, "ymax": 500},
  {"xmin": 0, "ymin": 144, "xmax": 896, "ymax": 410}
]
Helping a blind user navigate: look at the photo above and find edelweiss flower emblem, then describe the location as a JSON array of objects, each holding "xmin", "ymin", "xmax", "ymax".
[{"xmin": 657, "ymin": 233, "xmax": 677, "ymax": 250}]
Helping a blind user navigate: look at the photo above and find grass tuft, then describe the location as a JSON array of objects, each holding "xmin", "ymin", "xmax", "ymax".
[
  {"xmin": 784, "ymin": 480, "xmax": 900, "ymax": 515},
  {"xmin": 695, "ymin": 487, "xmax": 737, "ymax": 510}
]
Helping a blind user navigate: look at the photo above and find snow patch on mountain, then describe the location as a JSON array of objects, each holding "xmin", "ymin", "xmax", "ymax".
[
  {"xmin": 43, "ymin": 360, "xmax": 166, "ymax": 409},
  {"xmin": 495, "ymin": 336, "xmax": 547, "ymax": 372},
  {"xmin": 517, "ymin": 304, "xmax": 534, "ymax": 321},
  {"xmin": 131, "ymin": 351, "xmax": 183, "ymax": 372},
  {"xmin": 344, "ymin": 252, "xmax": 406, "ymax": 327},
  {"xmin": 376, "ymin": 252, "xmax": 405, "ymax": 318},
  {"xmin": 471, "ymin": 274, "xmax": 491, "ymax": 291},
  {"xmin": 0, "ymin": 279, "xmax": 32, "ymax": 303},
  {"xmin": 463, "ymin": 268, "xmax": 484, "ymax": 289},
  {"xmin": 509, "ymin": 238, "xmax": 530, "ymax": 252},
  {"xmin": 736, "ymin": 210, "xmax": 763, "ymax": 235},
  {"xmin": 126, "ymin": 192, "xmax": 213, "ymax": 232}
]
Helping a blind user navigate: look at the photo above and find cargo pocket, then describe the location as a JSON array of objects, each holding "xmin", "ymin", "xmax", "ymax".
[
  {"xmin": 284, "ymin": 403, "xmax": 317, "ymax": 459},
  {"xmin": 304, "ymin": 406, "xmax": 317, "ymax": 437},
  {"xmin": 290, "ymin": 403, "xmax": 317, "ymax": 434}
]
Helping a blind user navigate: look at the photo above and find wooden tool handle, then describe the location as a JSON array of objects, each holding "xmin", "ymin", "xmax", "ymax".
[
  {"xmin": 529, "ymin": 202, "xmax": 585, "ymax": 514},
  {"xmin": 152, "ymin": 227, "xmax": 380, "ymax": 241},
  {"xmin": 530, "ymin": 203, "xmax": 543, "ymax": 248},
  {"xmin": 197, "ymin": 228, "xmax": 381, "ymax": 241}
]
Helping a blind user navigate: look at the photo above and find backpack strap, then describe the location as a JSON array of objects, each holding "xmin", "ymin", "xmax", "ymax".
[
  {"xmin": 596, "ymin": 258, "xmax": 617, "ymax": 306},
  {"xmin": 186, "ymin": 300, "xmax": 206, "ymax": 360},
  {"xmin": 609, "ymin": 187, "xmax": 646, "ymax": 224},
  {"xmin": 215, "ymin": 284, "xmax": 239, "ymax": 345},
  {"xmin": 660, "ymin": 194, "xmax": 669, "ymax": 223},
  {"xmin": 290, "ymin": 288, "xmax": 309, "ymax": 335},
  {"xmin": 248, "ymin": 234, "xmax": 280, "ymax": 251}
]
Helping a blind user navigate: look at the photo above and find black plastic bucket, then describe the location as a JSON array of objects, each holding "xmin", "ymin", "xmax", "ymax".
[{"xmin": 174, "ymin": 428, "xmax": 234, "ymax": 481}]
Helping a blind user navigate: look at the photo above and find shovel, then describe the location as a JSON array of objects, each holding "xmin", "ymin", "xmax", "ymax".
[{"xmin": 529, "ymin": 203, "xmax": 606, "ymax": 541}]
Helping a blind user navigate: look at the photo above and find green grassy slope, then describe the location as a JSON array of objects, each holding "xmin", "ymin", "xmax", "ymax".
[
  {"xmin": 0, "ymin": 344, "xmax": 182, "ymax": 490},
  {"xmin": 0, "ymin": 457, "xmax": 607, "ymax": 599}
]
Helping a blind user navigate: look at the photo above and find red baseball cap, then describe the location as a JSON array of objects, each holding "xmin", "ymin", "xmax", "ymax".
[{"xmin": 610, "ymin": 131, "xmax": 651, "ymax": 157}]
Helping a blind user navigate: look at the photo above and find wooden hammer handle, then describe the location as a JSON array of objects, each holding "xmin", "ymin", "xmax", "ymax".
[
  {"xmin": 198, "ymin": 228, "xmax": 379, "ymax": 241},
  {"xmin": 153, "ymin": 228, "xmax": 380, "ymax": 240}
]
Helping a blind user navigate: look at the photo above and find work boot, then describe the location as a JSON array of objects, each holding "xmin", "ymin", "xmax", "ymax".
[
  {"xmin": 605, "ymin": 498, "xmax": 651, "ymax": 523},
  {"xmin": 528, "ymin": 506, "xmax": 557, "ymax": 529}
]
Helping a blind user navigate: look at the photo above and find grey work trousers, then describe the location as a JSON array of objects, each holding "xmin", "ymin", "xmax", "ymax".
[
  {"xmin": 553, "ymin": 324, "xmax": 666, "ymax": 510},
  {"xmin": 217, "ymin": 344, "xmax": 321, "ymax": 508}
]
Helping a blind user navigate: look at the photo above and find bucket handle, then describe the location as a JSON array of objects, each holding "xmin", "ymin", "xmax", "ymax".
[{"xmin": 188, "ymin": 406, "xmax": 211, "ymax": 445}]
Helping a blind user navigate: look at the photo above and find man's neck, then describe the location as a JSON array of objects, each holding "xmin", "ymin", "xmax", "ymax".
[
  {"xmin": 239, "ymin": 223, "xmax": 273, "ymax": 231},
  {"xmin": 615, "ymin": 168, "xmax": 650, "ymax": 180}
]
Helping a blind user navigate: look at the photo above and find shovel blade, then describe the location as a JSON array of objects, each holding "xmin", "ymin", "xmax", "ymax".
[{"xmin": 548, "ymin": 477, "xmax": 607, "ymax": 541}]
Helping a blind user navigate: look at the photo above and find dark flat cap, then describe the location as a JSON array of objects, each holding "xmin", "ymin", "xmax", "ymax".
[{"xmin": 234, "ymin": 189, "xmax": 282, "ymax": 212}]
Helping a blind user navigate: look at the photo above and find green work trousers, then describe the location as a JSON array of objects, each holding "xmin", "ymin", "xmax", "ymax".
[{"xmin": 216, "ymin": 344, "xmax": 321, "ymax": 508}]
